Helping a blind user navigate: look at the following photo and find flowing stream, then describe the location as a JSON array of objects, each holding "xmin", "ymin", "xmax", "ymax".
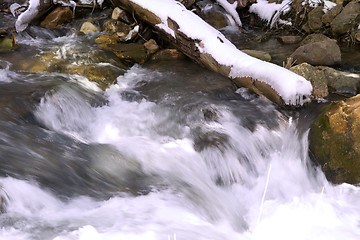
[{"xmin": 0, "ymin": 26, "xmax": 360, "ymax": 240}]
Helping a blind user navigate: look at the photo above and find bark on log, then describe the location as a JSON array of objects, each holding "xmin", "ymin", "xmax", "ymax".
[{"xmin": 109, "ymin": 0, "xmax": 312, "ymax": 106}]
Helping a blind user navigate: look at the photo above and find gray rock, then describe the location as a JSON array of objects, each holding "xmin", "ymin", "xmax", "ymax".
[
  {"xmin": 330, "ymin": 1, "xmax": 360, "ymax": 36},
  {"xmin": 318, "ymin": 66, "xmax": 360, "ymax": 96},
  {"xmin": 290, "ymin": 63, "xmax": 328, "ymax": 99},
  {"xmin": 290, "ymin": 39, "xmax": 341, "ymax": 66}
]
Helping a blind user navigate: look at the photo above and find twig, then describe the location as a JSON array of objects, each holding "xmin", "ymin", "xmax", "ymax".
[{"xmin": 257, "ymin": 163, "xmax": 272, "ymax": 224}]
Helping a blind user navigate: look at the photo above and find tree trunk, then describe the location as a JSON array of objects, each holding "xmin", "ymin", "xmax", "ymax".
[{"xmin": 109, "ymin": 0, "xmax": 312, "ymax": 106}]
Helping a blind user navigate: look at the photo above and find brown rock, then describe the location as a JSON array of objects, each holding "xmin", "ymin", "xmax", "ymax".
[
  {"xmin": 150, "ymin": 49, "xmax": 186, "ymax": 61},
  {"xmin": 144, "ymin": 39, "xmax": 159, "ymax": 55},
  {"xmin": 101, "ymin": 43, "xmax": 148, "ymax": 64},
  {"xmin": 300, "ymin": 33, "xmax": 332, "ymax": 46},
  {"xmin": 111, "ymin": 7, "xmax": 133, "ymax": 25},
  {"xmin": 307, "ymin": 6, "xmax": 324, "ymax": 32},
  {"xmin": 290, "ymin": 63, "xmax": 328, "ymax": 99},
  {"xmin": 277, "ymin": 35, "xmax": 303, "ymax": 44},
  {"xmin": 331, "ymin": 1, "xmax": 360, "ymax": 36},
  {"xmin": 95, "ymin": 35, "xmax": 118, "ymax": 46},
  {"xmin": 309, "ymin": 94, "xmax": 360, "ymax": 184},
  {"xmin": 322, "ymin": 4, "xmax": 343, "ymax": 26},
  {"xmin": 291, "ymin": 39, "xmax": 341, "ymax": 66},
  {"xmin": 242, "ymin": 49, "xmax": 271, "ymax": 62},
  {"xmin": 40, "ymin": 7, "xmax": 73, "ymax": 29},
  {"xmin": 80, "ymin": 22, "xmax": 100, "ymax": 34}
]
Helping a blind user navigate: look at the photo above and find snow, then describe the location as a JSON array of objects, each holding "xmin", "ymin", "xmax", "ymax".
[
  {"xmin": 249, "ymin": 0, "xmax": 292, "ymax": 27},
  {"xmin": 15, "ymin": 0, "xmax": 42, "ymax": 32},
  {"xmin": 323, "ymin": 0, "xmax": 337, "ymax": 13},
  {"xmin": 216, "ymin": 0, "xmax": 242, "ymax": 27},
  {"xmin": 131, "ymin": 0, "xmax": 312, "ymax": 105}
]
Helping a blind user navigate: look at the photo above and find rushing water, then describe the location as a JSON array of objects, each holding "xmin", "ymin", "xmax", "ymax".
[{"xmin": 0, "ymin": 27, "xmax": 359, "ymax": 240}]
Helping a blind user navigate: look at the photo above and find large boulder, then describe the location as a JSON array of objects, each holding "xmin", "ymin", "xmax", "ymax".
[
  {"xmin": 330, "ymin": 1, "xmax": 360, "ymax": 37},
  {"xmin": 309, "ymin": 94, "xmax": 360, "ymax": 184},
  {"xmin": 290, "ymin": 39, "xmax": 341, "ymax": 66}
]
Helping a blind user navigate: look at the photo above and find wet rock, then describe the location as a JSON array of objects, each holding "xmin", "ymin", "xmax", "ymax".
[
  {"xmin": 330, "ymin": 1, "xmax": 360, "ymax": 37},
  {"xmin": 309, "ymin": 94, "xmax": 360, "ymax": 184},
  {"xmin": 0, "ymin": 35, "xmax": 17, "ymax": 53},
  {"xmin": 101, "ymin": 43, "xmax": 148, "ymax": 64},
  {"xmin": 80, "ymin": 22, "xmax": 100, "ymax": 34},
  {"xmin": 40, "ymin": 6, "xmax": 73, "ymax": 29},
  {"xmin": 318, "ymin": 66, "xmax": 360, "ymax": 96},
  {"xmin": 95, "ymin": 35, "xmax": 118, "ymax": 46},
  {"xmin": 104, "ymin": 19, "xmax": 131, "ymax": 35},
  {"xmin": 67, "ymin": 64, "xmax": 122, "ymax": 89},
  {"xmin": 150, "ymin": 49, "xmax": 186, "ymax": 61},
  {"xmin": 277, "ymin": 35, "xmax": 303, "ymax": 44},
  {"xmin": 290, "ymin": 39, "xmax": 341, "ymax": 66},
  {"xmin": 242, "ymin": 49, "xmax": 271, "ymax": 62},
  {"xmin": 307, "ymin": 6, "xmax": 324, "ymax": 32},
  {"xmin": 144, "ymin": 39, "xmax": 159, "ymax": 55},
  {"xmin": 290, "ymin": 63, "xmax": 328, "ymax": 99},
  {"xmin": 322, "ymin": 3, "xmax": 343, "ymax": 26}
]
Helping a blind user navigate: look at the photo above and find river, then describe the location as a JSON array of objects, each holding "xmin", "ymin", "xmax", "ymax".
[{"xmin": 0, "ymin": 25, "xmax": 359, "ymax": 240}]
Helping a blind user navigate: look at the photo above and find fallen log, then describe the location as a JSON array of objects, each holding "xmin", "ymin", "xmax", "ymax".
[{"xmin": 110, "ymin": 0, "xmax": 312, "ymax": 106}]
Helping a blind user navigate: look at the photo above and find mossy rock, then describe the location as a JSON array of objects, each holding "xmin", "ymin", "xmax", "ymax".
[{"xmin": 309, "ymin": 95, "xmax": 360, "ymax": 184}]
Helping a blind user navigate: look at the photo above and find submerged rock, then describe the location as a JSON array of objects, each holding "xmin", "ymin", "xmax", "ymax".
[
  {"xmin": 290, "ymin": 39, "xmax": 341, "ymax": 66},
  {"xmin": 40, "ymin": 6, "xmax": 73, "ymax": 29},
  {"xmin": 309, "ymin": 94, "xmax": 360, "ymax": 184}
]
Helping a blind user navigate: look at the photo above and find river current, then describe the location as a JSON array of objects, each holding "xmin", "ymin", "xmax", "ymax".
[{"xmin": 0, "ymin": 27, "xmax": 359, "ymax": 239}]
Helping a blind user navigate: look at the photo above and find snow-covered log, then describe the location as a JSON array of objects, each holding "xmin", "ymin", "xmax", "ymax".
[{"xmin": 112, "ymin": 0, "xmax": 313, "ymax": 106}]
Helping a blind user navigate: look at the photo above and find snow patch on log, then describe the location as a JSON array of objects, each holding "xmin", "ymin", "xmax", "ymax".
[
  {"xmin": 216, "ymin": 0, "xmax": 242, "ymax": 27},
  {"xmin": 132, "ymin": 0, "xmax": 312, "ymax": 105}
]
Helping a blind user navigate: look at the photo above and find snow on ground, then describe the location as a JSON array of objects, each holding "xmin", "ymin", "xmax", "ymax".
[{"xmin": 132, "ymin": 0, "xmax": 313, "ymax": 105}]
